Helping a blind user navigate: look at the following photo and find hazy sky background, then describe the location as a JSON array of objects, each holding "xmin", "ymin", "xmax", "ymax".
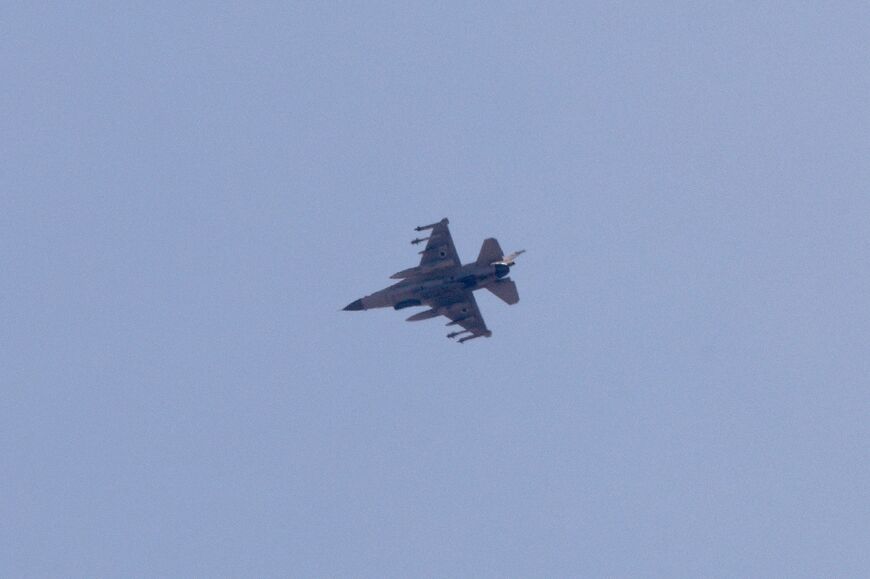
[{"xmin": 3, "ymin": 2, "xmax": 869, "ymax": 577}]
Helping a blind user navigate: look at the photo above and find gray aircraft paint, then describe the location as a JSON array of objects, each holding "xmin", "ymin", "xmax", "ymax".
[{"xmin": 343, "ymin": 218, "xmax": 524, "ymax": 343}]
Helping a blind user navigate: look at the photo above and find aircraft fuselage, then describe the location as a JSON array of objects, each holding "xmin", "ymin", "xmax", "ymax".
[{"xmin": 346, "ymin": 261, "xmax": 510, "ymax": 311}]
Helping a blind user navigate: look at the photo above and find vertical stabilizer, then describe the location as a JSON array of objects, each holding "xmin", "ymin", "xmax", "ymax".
[{"xmin": 476, "ymin": 238, "xmax": 504, "ymax": 265}]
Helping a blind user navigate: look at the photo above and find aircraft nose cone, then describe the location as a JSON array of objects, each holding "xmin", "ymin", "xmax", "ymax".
[{"xmin": 343, "ymin": 298, "xmax": 364, "ymax": 311}]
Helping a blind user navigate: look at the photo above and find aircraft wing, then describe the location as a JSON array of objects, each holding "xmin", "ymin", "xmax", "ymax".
[
  {"xmin": 418, "ymin": 219, "xmax": 461, "ymax": 269},
  {"xmin": 428, "ymin": 289, "xmax": 491, "ymax": 342}
]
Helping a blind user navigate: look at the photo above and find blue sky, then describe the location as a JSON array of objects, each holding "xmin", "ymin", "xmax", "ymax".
[{"xmin": 3, "ymin": 2, "xmax": 869, "ymax": 576}]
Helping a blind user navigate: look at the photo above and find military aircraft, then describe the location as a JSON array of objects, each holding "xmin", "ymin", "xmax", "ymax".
[{"xmin": 343, "ymin": 218, "xmax": 524, "ymax": 343}]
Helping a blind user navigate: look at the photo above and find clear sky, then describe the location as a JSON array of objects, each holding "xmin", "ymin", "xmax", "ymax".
[{"xmin": 3, "ymin": 2, "xmax": 869, "ymax": 577}]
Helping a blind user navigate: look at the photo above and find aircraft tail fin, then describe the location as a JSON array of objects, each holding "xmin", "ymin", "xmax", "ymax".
[
  {"xmin": 486, "ymin": 278, "xmax": 519, "ymax": 305},
  {"xmin": 476, "ymin": 238, "xmax": 504, "ymax": 265}
]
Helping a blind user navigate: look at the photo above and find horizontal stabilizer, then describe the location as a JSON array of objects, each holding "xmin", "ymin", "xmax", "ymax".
[{"xmin": 486, "ymin": 279, "xmax": 519, "ymax": 305}]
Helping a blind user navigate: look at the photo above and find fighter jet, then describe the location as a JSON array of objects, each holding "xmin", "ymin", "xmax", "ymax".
[{"xmin": 343, "ymin": 218, "xmax": 524, "ymax": 343}]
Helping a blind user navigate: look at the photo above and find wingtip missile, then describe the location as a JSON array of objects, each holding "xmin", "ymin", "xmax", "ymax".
[
  {"xmin": 458, "ymin": 332, "xmax": 490, "ymax": 344},
  {"xmin": 447, "ymin": 329, "xmax": 472, "ymax": 339},
  {"xmin": 414, "ymin": 218, "xmax": 449, "ymax": 232}
]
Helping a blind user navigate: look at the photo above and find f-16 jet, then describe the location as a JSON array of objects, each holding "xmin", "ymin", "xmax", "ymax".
[{"xmin": 343, "ymin": 218, "xmax": 524, "ymax": 343}]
